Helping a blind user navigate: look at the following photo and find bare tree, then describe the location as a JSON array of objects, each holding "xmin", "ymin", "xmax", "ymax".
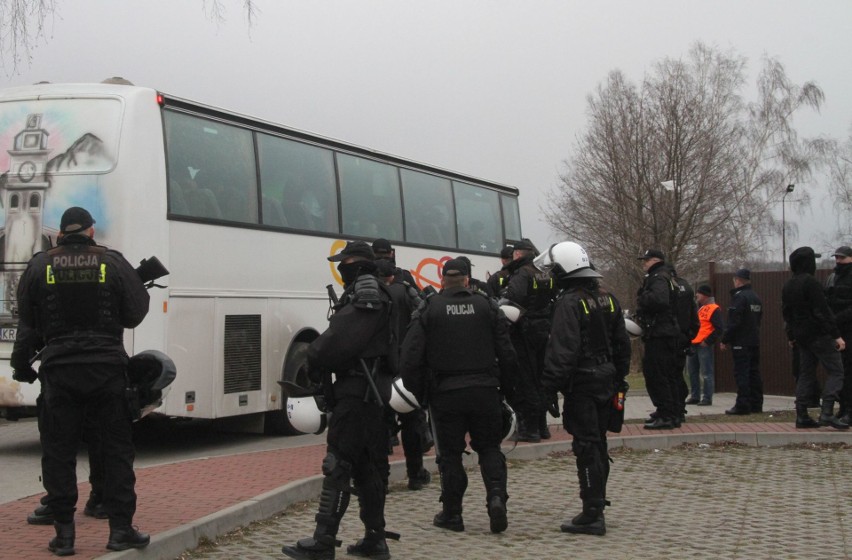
[
  {"xmin": 0, "ymin": 1, "xmax": 258, "ymax": 73},
  {"xmin": 821, "ymin": 127, "xmax": 852, "ymax": 238},
  {"xmin": 0, "ymin": 0, "xmax": 56, "ymax": 73},
  {"xmin": 546, "ymin": 42, "xmax": 824, "ymax": 295}
]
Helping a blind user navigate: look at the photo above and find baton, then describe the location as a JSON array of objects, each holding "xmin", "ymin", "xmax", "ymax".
[{"xmin": 359, "ymin": 358, "xmax": 384, "ymax": 408}]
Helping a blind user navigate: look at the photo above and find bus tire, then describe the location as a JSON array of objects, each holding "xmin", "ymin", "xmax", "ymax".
[{"xmin": 265, "ymin": 341, "xmax": 312, "ymax": 435}]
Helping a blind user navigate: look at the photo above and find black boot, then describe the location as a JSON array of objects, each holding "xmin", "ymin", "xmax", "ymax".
[
  {"xmin": 283, "ymin": 482, "xmax": 348, "ymax": 559},
  {"xmin": 513, "ymin": 415, "xmax": 541, "ymax": 443},
  {"xmin": 539, "ymin": 412, "xmax": 552, "ymax": 440},
  {"xmin": 28, "ymin": 502, "xmax": 55, "ymax": 525},
  {"xmin": 282, "ymin": 536, "xmax": 339, "ymax": 560},
  {"xmin": 561, "ymin": 502, "xmax": 606, "ymax": 536},
  {"xmin": 433, "ymin": 510, "xmax": 464, "ymax": 532},
  {"xmin": 839, "ymin": 404, "xmax": 851, "ymax": 426},
  {"xmin": 795, "ymin": 405, "xmax": 819, "ymax": 428},
  {"xmin": 84, "ymin": 493, "xmax": 108, "ymax": 519},
  {"xmin": 819, "ymin": 399, "xmax": 850, "ymax": 430},
  {"xmin": 407, "ymin": 468, "xmax": 431, "ymax": 491},
  {"xmin": 487, "ymin": 494, "xmax": 508, "ymax": 534},
  {"xmin": 48, "ymin": 521, "xmax": 75, "ymax": 557},
  {"xmin": 106, "ymin": 526, "xmax": 150, "ymax": 551},
  {"xmin": 346, "ymin": 529, "xmax": 390, "ymax": 559}
]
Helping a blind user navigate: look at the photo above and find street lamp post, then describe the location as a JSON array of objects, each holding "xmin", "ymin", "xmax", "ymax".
[{"xmin": 782, "ymin": 184, "xmax": 795, "ymax": 264}]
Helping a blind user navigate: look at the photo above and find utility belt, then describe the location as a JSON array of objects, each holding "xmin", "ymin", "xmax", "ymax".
[
  {"xmin": 341, "ymin": 357, "xmax": 387, "ymax": 407},
  {"xmin": 45, "ymin": 332, "xmax": 124, "ymax": 346}
]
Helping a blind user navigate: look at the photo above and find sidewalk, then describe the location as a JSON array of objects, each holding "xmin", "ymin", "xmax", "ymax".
[{"xmin": 2, "ymin": 393, "xmax": 850, "ymax": 560}]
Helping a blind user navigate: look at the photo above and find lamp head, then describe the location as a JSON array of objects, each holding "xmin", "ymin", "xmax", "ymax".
[{"xmin": 786, "ymin": 184, "xmax": 795, "ymax": 194}]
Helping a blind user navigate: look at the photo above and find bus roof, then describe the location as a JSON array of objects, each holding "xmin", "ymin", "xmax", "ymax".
[{"xmin": 0, "ymin": 81, "xmax": 520, "ymax": 196}]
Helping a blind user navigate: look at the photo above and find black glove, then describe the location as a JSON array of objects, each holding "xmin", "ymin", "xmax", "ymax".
[
  {"xmin": 543, "ymin": 387, "xmax": 561, "ymax": 418},
  {"xmin": 13, "ymin": 367, "xmax": 38, "ymax": 384}
]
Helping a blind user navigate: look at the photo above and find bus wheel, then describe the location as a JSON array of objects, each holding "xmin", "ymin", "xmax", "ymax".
[{"xmin": 265, "ymin": 341, "xmax": 311, "ymax": 435}]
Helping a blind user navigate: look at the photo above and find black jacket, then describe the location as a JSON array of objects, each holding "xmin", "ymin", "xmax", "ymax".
[
  {"xmin": 783, "ymin": 250, "xmax": 839, "ymax": 344},
  {"xmin": 826, "ymin": 262, "xmax": 852, "ymax": 331},
  {"xmin": 16, "ymin": 236, "xmax": 149, "ymax": 369},
  {"xmin": 722, "ymin": 284, "xmax": 763, "ymax": 347},
  {"xmin": 635, "ymin": 261, "xmax": 679, "ymax": 338},
  {"xmin": 671, "ymin": 270, "xmax": 700, "ymax": 349},
  {"xmin": 503, "ymin": 255, "xmax": 555, "ymax": 317},
  {"xmin": 399, "ymin": 286, "xmax": 518, "ymax": 401},
  {"xmin": 308, "ymin": 273, "xmax": 395, "ymax": 402},
  {"xmin": 542, "ymin": 283, "xmax": 631, "ymax": 391}
]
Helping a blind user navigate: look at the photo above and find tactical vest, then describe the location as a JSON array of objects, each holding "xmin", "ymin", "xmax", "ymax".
[
  {"xmin": 422, "ymin": 289, "xmax": 496, "ymax": 373},
  {"xmin": 575, "ymin": 289, "xmax": 615, "ymax": 366},
  {"xmin": 40, "ymin": 244, "xmax": 122, "ymax": 341},
  {"xmin": 692, "ymin": 303, "xmax": 720, "ymax": 344}
]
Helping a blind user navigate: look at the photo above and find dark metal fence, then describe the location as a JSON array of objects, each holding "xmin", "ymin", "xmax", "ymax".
[{"xmin": 707, "ymin": 263, "xmax": 832, "ymax": 396}]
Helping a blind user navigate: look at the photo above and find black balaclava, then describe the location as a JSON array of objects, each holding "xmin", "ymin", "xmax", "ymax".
[{"xmin": 337, "ymin": 259, "xmax": 377, "ymax": 287}]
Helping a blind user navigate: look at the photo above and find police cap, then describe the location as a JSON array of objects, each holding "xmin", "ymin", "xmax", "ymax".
[
  {"xmin": 328, "ymin": 241, "xmax": 375, "ymax": 262},
  {"xmin": 442, "ymin": 258, "xmax": 469, "ymax": 277},
  {"xmin": 60, "ymin": 207, "xmax": 96, "ymax": 234}
]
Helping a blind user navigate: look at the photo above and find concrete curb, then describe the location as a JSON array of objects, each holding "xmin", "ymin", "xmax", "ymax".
[{"xmin": 99, "ymin": 429, "xmax": 852, "ymax": 560}]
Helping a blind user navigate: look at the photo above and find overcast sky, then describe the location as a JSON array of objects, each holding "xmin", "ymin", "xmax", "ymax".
[{"xmin": 3, "ymin": 0, "xmax": 850, "ymax": 257}]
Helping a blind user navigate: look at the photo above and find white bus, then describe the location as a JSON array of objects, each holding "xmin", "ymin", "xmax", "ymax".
[{"xmin": 0, "ymin": 79, "xmax": 523, "ymax": 433}]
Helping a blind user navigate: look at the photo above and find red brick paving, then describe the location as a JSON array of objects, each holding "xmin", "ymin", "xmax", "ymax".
[{"xmin": 0, "ymin": 421, "xmax": 830, "ymax": 559}]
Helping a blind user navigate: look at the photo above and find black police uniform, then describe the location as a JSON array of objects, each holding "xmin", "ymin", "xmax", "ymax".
[
  {"xmin": 542, "ymin": 279, "xmax": 631, "ymax": 535},
  {"xmin": 722, "ymin": 282, "xmax": 763, "ymax": 413},
  {"xmin": 635, "ymin": 261, "xmax": 680, "ymax": 427},
  {"xmin": 670, "ymin": 269, "xmax": 699, "ymax": 413},
  {"xmin": 486, "ymin": 264, "xmax": 511, "ymax": 298},
  {"xmin": 783, "ymin": 248, "xmax": 846, "ymax": 427},
  {"xmin": 399, "ymin": 285, "xmax": 518, "ymax": 534},
  {"xmin": 15, "ymin": 232, "xmax": 149, "ymax": 549},
  {"xmin": 826, "ymin": 260, "xmax": 852, "ymax": 420},
  {"xmin": 283, "ymin": 263, "xmax": 397, "ymax": 560},
  {"xmin": 384, "ymin": 275, "xmax": 432, "ymax": 488},
  {"xmin": 503, "ymin": 254, "xmax": 556, "ymax": 440},
  {"xmin": 12, "ymin": 324, "xmax": 109, "ymax": 524}
]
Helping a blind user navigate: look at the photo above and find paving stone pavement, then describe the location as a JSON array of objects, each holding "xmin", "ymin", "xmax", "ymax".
[{"xmin": 177, "ymin": 443, "xmax": 852, "ymax": 560}]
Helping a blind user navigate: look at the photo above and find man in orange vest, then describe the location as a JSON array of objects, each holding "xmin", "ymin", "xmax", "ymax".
[{"xmin": 686, "ymin": 284, "xmax": 724, "ymax": 406}]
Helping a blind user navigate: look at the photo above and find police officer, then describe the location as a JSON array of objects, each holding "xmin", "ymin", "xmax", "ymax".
[
  {"xmin": 783, "ymin": 247, "xmax": 848, "ymax": 430},
  {"xmin": 399, "ymin": 258, "xmax": 518, "ymax": 534},
  {"xmin": 826, "ymin": 245, "xmax": 852, "ymax": 424},
  {"xmin": 375, "ymin": 258, "xmax": 432, "ymax": 491},
  {"xmin": 669, "ymin": 266, "xmax": 699, "ymax": 420},
  {"xmin": 13, "ymin": 207, "xmax": 150, "ymax": 555},
  {"xmin": 455, "ymin": 256, "xmax": 491, "ymax": 296},
  {"xmin": 539, "ymin": 242, "xmax": 631, "ymax": 536},
  {"xmin": 372, "ymin": 238, "xmax": 419, "ymax": 289},
  {"xmin": 283, "ymin": 241, "xmax": 398, "ymax": 560},
  {"xmin": 720, "ymin": 269, "xmax": 764, "ymax": 415},
  {"xmin": 486, "ymin": 246, "xmax": 514, "ymax": 298},
  {"xmin": 503, "ymin": 238, "xmax": 556, "ymax": 442},
  {"xmin": 635, "ymin": 249, "xmax": 680, "ymax": 429}
]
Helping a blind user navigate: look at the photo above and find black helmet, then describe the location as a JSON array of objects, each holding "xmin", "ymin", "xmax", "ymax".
[{"xmin": 126, "ymin": 350, "xmax": 177, "ymax": 420}]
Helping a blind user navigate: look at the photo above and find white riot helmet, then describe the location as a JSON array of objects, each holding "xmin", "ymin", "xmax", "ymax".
[
  {"xmin": 498, "ymin": 300, "xmax": 525, "ymax": 323},
  {"xmin": 287, "ymin": 396, "xmax": 328, "ymax": 435},
  {"xmin": 501, "ymin": 400, "xmax": 518, "ymax": 441},
  {"xmin": 389, "ymin": 377, "xmax": 421, "ymax": 413},
  {"xmin": 624, "ymin": 317, "xmax": 644, "ymax": 338},
  {"xmin": 534, "ymin": 241, "xmax": 602, "ymax": 279}
]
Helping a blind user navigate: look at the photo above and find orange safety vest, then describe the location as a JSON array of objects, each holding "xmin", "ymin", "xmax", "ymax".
[{"xmin": 691, "ymin": 302, "xmax": 720, "ymax": 344}]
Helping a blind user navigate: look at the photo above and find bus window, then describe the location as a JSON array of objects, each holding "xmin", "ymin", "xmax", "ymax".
[
  {"xmin": 400, "ymin": 168, "xmax": 455, "ymax": 248},
  {"xmin": 454, "ymin": 182, "xmax": 501, "ymax": 253},
  {"xmin": 257, "ymin": 134, "xmax": 338, "ymax": 232},
  {"xmin": 164, "ymin": 110, "xmax": 258, "ymax": 224},
  {"xmin": 501, "ymin": 194, "xmax": 522, "ymax": 243},
  {"xmin": 338, "ymin": 154, "xmax": 403, "ymax": 241}
]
